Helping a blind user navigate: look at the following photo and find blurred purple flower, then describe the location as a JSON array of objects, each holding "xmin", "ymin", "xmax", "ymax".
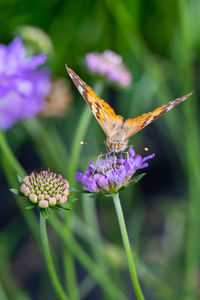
[
  {"xmin": 75, "ymin": 147, "xmax": 155, "ymax": 194},
  {"xmin": 85, "ymin": 50, "xmax": 132, "ymax": 87},
  {"xmin": 0, "ymin": 37, "xmax": 51, "ymax": 130}
]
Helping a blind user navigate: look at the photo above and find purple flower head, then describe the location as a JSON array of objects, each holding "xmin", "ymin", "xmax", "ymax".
[
  {"xmin": 75, "ymin": 147, "xmax": 155, "ymax": 194},
  {"xmin": 0, "ymin": 37, "xmax": 51, "ymax": 130},
  {"xmin": 85, "ymin": 50, "xmax": 132, "ymax": 87}
]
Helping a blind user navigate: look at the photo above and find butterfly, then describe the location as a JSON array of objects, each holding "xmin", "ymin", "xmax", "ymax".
[{"xmin": 66, "ymin": 65, "xmax": 192, "ymax": 153}]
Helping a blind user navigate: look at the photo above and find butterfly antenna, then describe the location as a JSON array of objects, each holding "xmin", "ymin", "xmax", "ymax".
[
  {"xmin": 136, "ymin": 146, "xmax": 149, "ymax": 152},
  {"xmin": 143, "ymin": 147, "xmax": 149, "ymax": 152},
  {"xmin": 80, "ymin": 141, "xmax": 104, "ymax": 145},
  {"xmin": 129, "ymin": 145, "xmax": 149, "ymax": 152}
]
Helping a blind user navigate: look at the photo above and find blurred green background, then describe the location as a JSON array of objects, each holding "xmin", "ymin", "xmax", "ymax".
[{"xmin": 0, "ymin": 0, "xmax": 200, "ymax": 299}]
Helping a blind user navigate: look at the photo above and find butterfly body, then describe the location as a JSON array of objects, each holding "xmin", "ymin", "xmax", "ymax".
[
  {"xmin": 106, "ymin": 137, "xmax": 128, "ymax": 153},
  {"xmin": 66, "ymin": 65, "xmax": 192, "ymax": 153}
]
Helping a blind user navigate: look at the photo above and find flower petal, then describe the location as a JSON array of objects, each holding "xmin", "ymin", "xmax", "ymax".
[
  {"xmin": 87, "ymin": 178, "xmax": 99, "ymax": 193},
  {"xmin": 75, "ymin": 147, "xmax": 154, "ymax": 194}
]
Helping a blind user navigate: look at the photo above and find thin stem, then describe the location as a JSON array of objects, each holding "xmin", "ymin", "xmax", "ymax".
[
  {"xmin": 112, "ymin": 193, "xmax": 145, "ymax": 300},
  {"xmin": 40, "ymin": 214, "xmax": 69, "ymax": 300},
  {"xmin": 24, "ymin": 119, "xmax": 78, "ymax": 297},
  {"xmin": 72, "ymin": 214, "xmax": 175, "ymax": 299},
  {"xmin": 105, "ymin": 3, "xmax": 200, "ymax": 297}
]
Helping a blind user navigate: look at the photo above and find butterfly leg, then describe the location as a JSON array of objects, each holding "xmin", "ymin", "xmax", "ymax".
[
  {"xmin": 85, "ymin": 152, "xmax": 113, "ymax": 183},
  {"xmin": 113, "ymin": 152, "xmax": 116, "ymax": 171},
  {"xmin": 119, "ymin": 150, "xmax": 129, "ymax": 161}
]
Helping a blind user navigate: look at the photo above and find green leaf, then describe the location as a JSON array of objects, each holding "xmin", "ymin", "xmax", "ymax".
[
  {"xmin": 57, "ymin": 205, "xmax": 71, "ymax": 211},
  {"xmin": 131, "ymin": 173, "xmax": 146, "ymax": 185},
  {"xmin": 25, "ymin": 205, "xmax": 36, "ymax": 210},
  {"xmin": 9, "ymin": 188, "xmax": 20, "ymax": 195},
  {"xmin": 89, "ymin": 194, "xmax": 98, "ymax": 199},
  {"xmin": 17, "ymin": 174, "xmax": 24, "ymax": 184},
  {"xmin": 117, "ymin": 186, "xmax": 126, "ymax": 193},
  {"xmin": 117, "ymin": 173, "xmax": 146, "ymax": 193},
  {"xmin": 69, "ymin": 188, "xmax": 91, "ymax": 194}
]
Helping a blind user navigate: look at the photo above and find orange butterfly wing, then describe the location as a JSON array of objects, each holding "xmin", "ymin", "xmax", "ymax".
[
  {"xmin": 66, "ymin": 65, "xmax": 123, "ymax": 137},
  {"xmin": 66, "ymin": 65, "xmax": 192, "ymax": 148},
  {"xmin": 123, "ymin": 92, "xmax": 193, "ymax": 139}
]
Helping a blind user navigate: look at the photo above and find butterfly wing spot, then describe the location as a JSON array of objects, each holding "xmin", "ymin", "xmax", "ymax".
[
  {"xmin": 86, "ymin": 90, "xmax": 105, "ymax": 124},
  {"xmin": 78, "ymin": 85, "xmax": 84, "ymax": 94},
  {"xmin": 96, "ymin": 113, "xmax": 104, "ymax": 122}
]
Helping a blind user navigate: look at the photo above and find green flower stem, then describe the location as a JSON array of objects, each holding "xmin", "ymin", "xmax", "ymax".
[
  {"xmin": 105, "ymin": 3, "xmax": 200, "ymax": 297},
  {"xmin": 49, "ymin": 215, "xmax": 127, "ymax": 300},
  {"xmin": 40, "ymin": 214, "xmax": 69, "ymax": 300},
  {"xmin": 24, "ymin": 119, "xmax": 78, "ymax": 297},
  {"xmin": 0, "ymin": 131, "xmax": 39, "ymax": 244},
  {"xmin": 112, "ymin": 193, "xmax": 145, "ymax": 300},
  {"xmin": 64, "ymin": 81, "xmax": 104, "ymax": 299},
  {"xmin": 1, "ymin": 129, "xmax": 94, "ymax": 299},
  {"xmin": 72, "ymin": 215, "xmax": 174, "ymax": 299}
]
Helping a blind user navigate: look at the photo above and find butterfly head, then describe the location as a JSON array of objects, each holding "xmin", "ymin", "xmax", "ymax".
[{"xmin": 106, "ymin": 132, "xmax": 128, "ymax": 153}]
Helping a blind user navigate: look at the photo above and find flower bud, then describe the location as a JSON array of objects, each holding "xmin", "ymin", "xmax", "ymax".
[
  {"xmin": 63, "ymin": 189, "xmax": 69, "ymax": 196},
  {"xmin": 39, "ymin": 200, "xmax": 49, "ymax": 208},
  {"xmin": 59, "ymin": 196, "xmax": 67, "ymax": 204},
  {"xmin": 20, "ymin": 184, "xmax": 30, "ymax": 197},
  {"xmin": 29, "ymin": 194, "xmax": 38, "ymax": 203},
  {"xmin": 20, "ymin": 170, "xmax": 70, "ymax": 209},
  {"xmin": 49, "ymin": 197, "xmax": 56, "ymax": 206}
]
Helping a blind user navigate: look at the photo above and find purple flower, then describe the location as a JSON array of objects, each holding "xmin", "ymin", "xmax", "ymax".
[
  {"xmin": 75, "ymin": 147, "xmax": 155, "ymax": 194},
  {"xmin": 0, "ymin": 37, "xmax": 51, "ymax": 130},
  {"xmin": 85, "ymin": 50, "xmax": 132, "ymax": 87}
]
